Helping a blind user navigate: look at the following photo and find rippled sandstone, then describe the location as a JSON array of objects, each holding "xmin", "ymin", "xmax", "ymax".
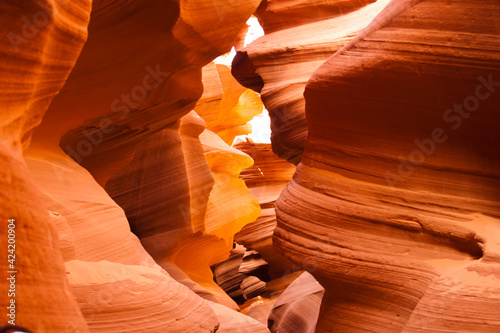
[
  {"xmin": 232, "ymin": 0, "xmax": 390, "ymax": 163},
  {"xmin": 275, "ymin": 0, "xmax": 500, "ymax": 332}
]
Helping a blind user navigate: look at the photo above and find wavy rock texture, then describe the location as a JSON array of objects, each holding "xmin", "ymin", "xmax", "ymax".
[
  {"xmin": 195, "ymin": 63, "xmax": 264, "ymax": 145},
  {"xmin": 241, "ymin": 270, "xmax": 305, "ymax": 325},
  {"xmin": 209, "ymin": 302, "xmax": 270, "ymax": 333},
  {"xmin": 201, "ymin": 130, "xmax": 261, "ymax": 239},
  {"xmin": 241, "ymin": 276, "xmax": 268, "ymax": 301},
  {"xmin": 172, "ymin": 234, "xmax": 242, "ymax": 310},
  {"xmin": 2, "ymin": 0, "xmax": 265, "ymax": 331},
  {"xmin": 31, "ymin": 0, "xmax": 262, "ymax": 185},
  {"xmin": 25, "ymin": 149, "xmax": 140, "ymax": 265},
  {"xmin": 275, "ymin": 0, "xmax": 500, "ymax": 332},
  {"xmin": 235, "ymin": 141, "xmax": 296, "ymax": 278},
  {"xmin": 232, "ymin": 0, "xmax": 390, "ymax": 163},
  {"xmin": 267, "ymin": 271, "xmax": 325, "ymax": 333},
  {"xmin": 24, "ymin": 146, "xmax": 228, "ymax": 332},
  {"xmin": 212, "ymin": 244, "xmax": 248, "ymax": 303},
  {"xmin": 211, "ymin": 244, "xmax": 270, "ymax": 303},
  {"xmin": 0, "ymin": 0, "xmax": 91, "ymax": 331},
  {"xmin": 180, "ymin": 111, "xmax": 215, "ymax": 234},
  {"xmin": 66, "ymin": 260, "xmax": 219, "ymax": 333},
  {"xmin": 105, "ymin": 123, "xmax": 196, "ymax": 260},
  {"xmin": 255, "ymin": 0, "xmax": 377, "ymax": 33},
  {"xmin": 169, "ymin": 130, "xmax": 260, "ymax": 306}
]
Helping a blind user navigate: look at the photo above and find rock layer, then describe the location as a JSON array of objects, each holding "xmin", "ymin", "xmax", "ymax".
[
  {"xmin": 31, "ymin": 0, "xmax": 262, "ymax": 184},
  {"xmin": 232, "ymin": 0, "xmax": 390, "ymax": 163},
  {"xmin": 275, "ymin": 0, "xmax": 500, "ymax": 332},
  {"xmin": 267, "ymin": 271, "xmax": 324, "ymax": 333},
  {"xmin": 0, "ymin": 0, "xmax": 91, "ymax": 331},
  {"xmin": 195, "ymin": 63, "xmax": 264, "ymax": 145},
  {"xmin": 235, "ymin": 141, "xmax": 296, "ymax": 278},
  {"xmin": 1, "ymin": 0, "xmax": 266, "ymax": 331},
  {"xmin": 66, "ymin": 260, "xmax": 220, "ymax": 333}
]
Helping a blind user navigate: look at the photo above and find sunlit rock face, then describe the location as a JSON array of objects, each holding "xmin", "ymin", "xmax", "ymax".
[
  {"xmin": 66, "ymin": 260, "xmax": 220, "ymax": 333},
  {"xmin": 235, "ymin": 141, "xmax": 297, "ymax": 278},
  {"xmin": 275, "ymin": 0, "xmax": 500, "ymax": 332},
  {"xmin": 0, "ymin": 1, "xmax": 91, "ymax": 331},
  {"xmin": 267, "ymin": 271, "xmax": 324, "ymax": 333},
  {"xmin": 105, "ymin": 122, "xmax": 197, "ymax": 260},
  {"xmin": 195, "ymin": 63, "xmax": 264, "ymax": 146},
  {"xmin": 104, "ymin": 107, "xmax": 262, "ymax": 308},
  {"xmin": 4, "ymin": 0, "xmax": 499, "ymax": 331},
  {"xmin": 31, "ymin": 0, "xmax": 262, "ymax": 185},
  {"xmin": 255, "ymin": 0, "xmax": 377, "ymax": 33},
  {"xmin": 24, "ymin": 143, "xmax": 223, "ymax": 332},
  {"xmin": 232, "ymin": 0, "xmax": 390, "ymax": 164},
  {"xmin": 2, "ymin": 0, "xmax": 266, "ymax": 331},
  {"xmin": 201, "ymin": 130, "xmax": 261, "ymax": 240}
]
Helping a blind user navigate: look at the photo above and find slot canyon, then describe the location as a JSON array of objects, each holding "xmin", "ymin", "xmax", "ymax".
[{"xmin": 0, "ymin": 0, "xmax": 499, "ymax": 332}]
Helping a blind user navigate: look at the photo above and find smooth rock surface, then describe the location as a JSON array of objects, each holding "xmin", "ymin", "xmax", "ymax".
[
  {"xmin": 233, "ymin": 0, "xmax": 390, "ymax": 163},
  {"xmin": 0, "ymin": 0, "xmax": 91, "ymax": 330},
  {"xmin": 275, "ymin": 0, "xmax": 500, "ymax": 331}
]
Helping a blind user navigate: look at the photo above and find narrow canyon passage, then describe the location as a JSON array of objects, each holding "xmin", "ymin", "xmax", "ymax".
[{"xmin": 0, "ymin": 0, "xmax": 499, "ymax": 333}]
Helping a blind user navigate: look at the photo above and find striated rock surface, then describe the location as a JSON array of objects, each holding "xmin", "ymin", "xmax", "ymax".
[
  {"xmin": 254, "ymin": 0, "xmax": 377, "ymax": 33},
  {"xmin": 241, "ymin": 276, "xmax": 268, "ymax": 301},
  {"xmin": 0, "ymin": 0, "xmax": 91, "ymax": 331},
  {"xmin": 232, "ymin": 0, "xmax": 390, "ymax": 163},
  {"xmin": 212, "ymin": 244, "xmax": 248, "ymax": 303},
  {"xmin": 25, "ymin": 149, "xmax": 140, "ymax": 265},
  {"xmin": 211, "ymin": 243, "xmax": 270, "ymax": 304},
  {"xmin": 31, "ymin": 0, "xmax": 262, "ymax": 185},
  {"xmin": 201, "ymin": 130, "xmax": 261, "ymax": 239},
  {"xmin": 235, "ymin": 141, "xmax": 296, "ymax": 278},
  {"xmin": 105, "ymin": 123, "xmax": 196, "ymax": 260},
  {"xmin": 5, "ymin": 0, "xmax": 500, "ymax": 331},
  {"xmin": 275, "ymin": 0, "xmax": 500, "ymax": 332},
  {"xmin": 2, "ymin": 0, "xmax": 266, "ymax": 331},
  {"xmin": 209, "ymin": 302, "xmax": 270, "ymax": 333},
  {"xmin": 66, "ymin": 260, "xmax": 220, "ymax": 332},
  {"xmin": 172, "ymin": 234, "xmax": 241, "ymax": 310},
  {"xmin": 196, "ymin": 63, "xmax": 264, "ymax": 145},
  {"xmin": 267, "ymin": 271, "xmax": 324, "ymax": 333}
]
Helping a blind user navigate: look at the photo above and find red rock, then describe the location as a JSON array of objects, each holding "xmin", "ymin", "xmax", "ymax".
[
  {"xmin": 196, "ymin": 63, "xmax": 264, "ymax": 145},
  {"xmin": 275, "ymin": 0, "xmax": 500, "ymax": 331},
  {"xmin": 267, "ymin": 271, "xmax": 325, "ymax": 333},
  {"xmin": 235, "ymin": 141, "xmax": 297, "ymax": 278},
  {"xmin": 0, "ymin": 1, "xmax": 91, "ymax": 331},
  {"xmin": 232, "ymin": 0, "xmax": 390, "ymax": 163}
]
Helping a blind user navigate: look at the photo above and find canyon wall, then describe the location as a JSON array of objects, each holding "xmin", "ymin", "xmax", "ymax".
[
  {"xmin": 274, "ymin": 0, "xmax": 500, "ymax": 332},
  {"xmin": 0, "ymin": 1, "xmax": 91, "ymax": 331},
  {"xmin": 2, "ymin": 0, "xmax": 499, "ymax": 332},
  {"xmin": 232, "ymin": 0, "xmax": 390, "ymax": 164},
  {"xmin": 1, "ymin": 0, "xmax": 269, "ymax": 332}
]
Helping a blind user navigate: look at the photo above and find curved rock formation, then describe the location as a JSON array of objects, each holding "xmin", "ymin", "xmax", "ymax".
[
  {"xmin": 234, "ymin": 141, "xmax": 296, "ymax": 278},
  {"xmin": 105, "ymin": 123, "xmax": 196, "ymax": 260},
  {"xmin": 275, "ymin": 0, "xmax": 500, "ymax": 332},
  {"xmin": 168, "ymin": 130, "xmax": 261, "ymax": 305},
  {"xmin": 0, "ymin": 0, "xmax": 91, "ymax": 331},
  {"xmin": 267, "ymin": 271, "xmax": 324, "ymax": 333},
  {"xmin": 25, "ymin": 149, "xmax": 140, "ymax": 264},
  {"xmin": 255, "ymin": 0, "xmax": 377, "ymax": 33},
  {"xmin": 2, "ymin": 0, "xmax": 266, "ymax": 331},
  {"xmin": 195, "ymin": 63, "xmax": 264, "ymax": 145},
  {"xmin": 66, "ymin": 260, "xmax": 220, "ymax": 332},
  {"xmin": 201, "ymin": 129, "xmax": 261, "ymax": 239},
  {"xmin": 31, "ymin": 0, "xmax": 262, "ymax": 185},
  {"xmin": 232, "ymin": 0, "xmax": 390, "ymax": 163},
  {"xmin": 209, "ymin": 302, "xmax": 270, "ymax": 333}
]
